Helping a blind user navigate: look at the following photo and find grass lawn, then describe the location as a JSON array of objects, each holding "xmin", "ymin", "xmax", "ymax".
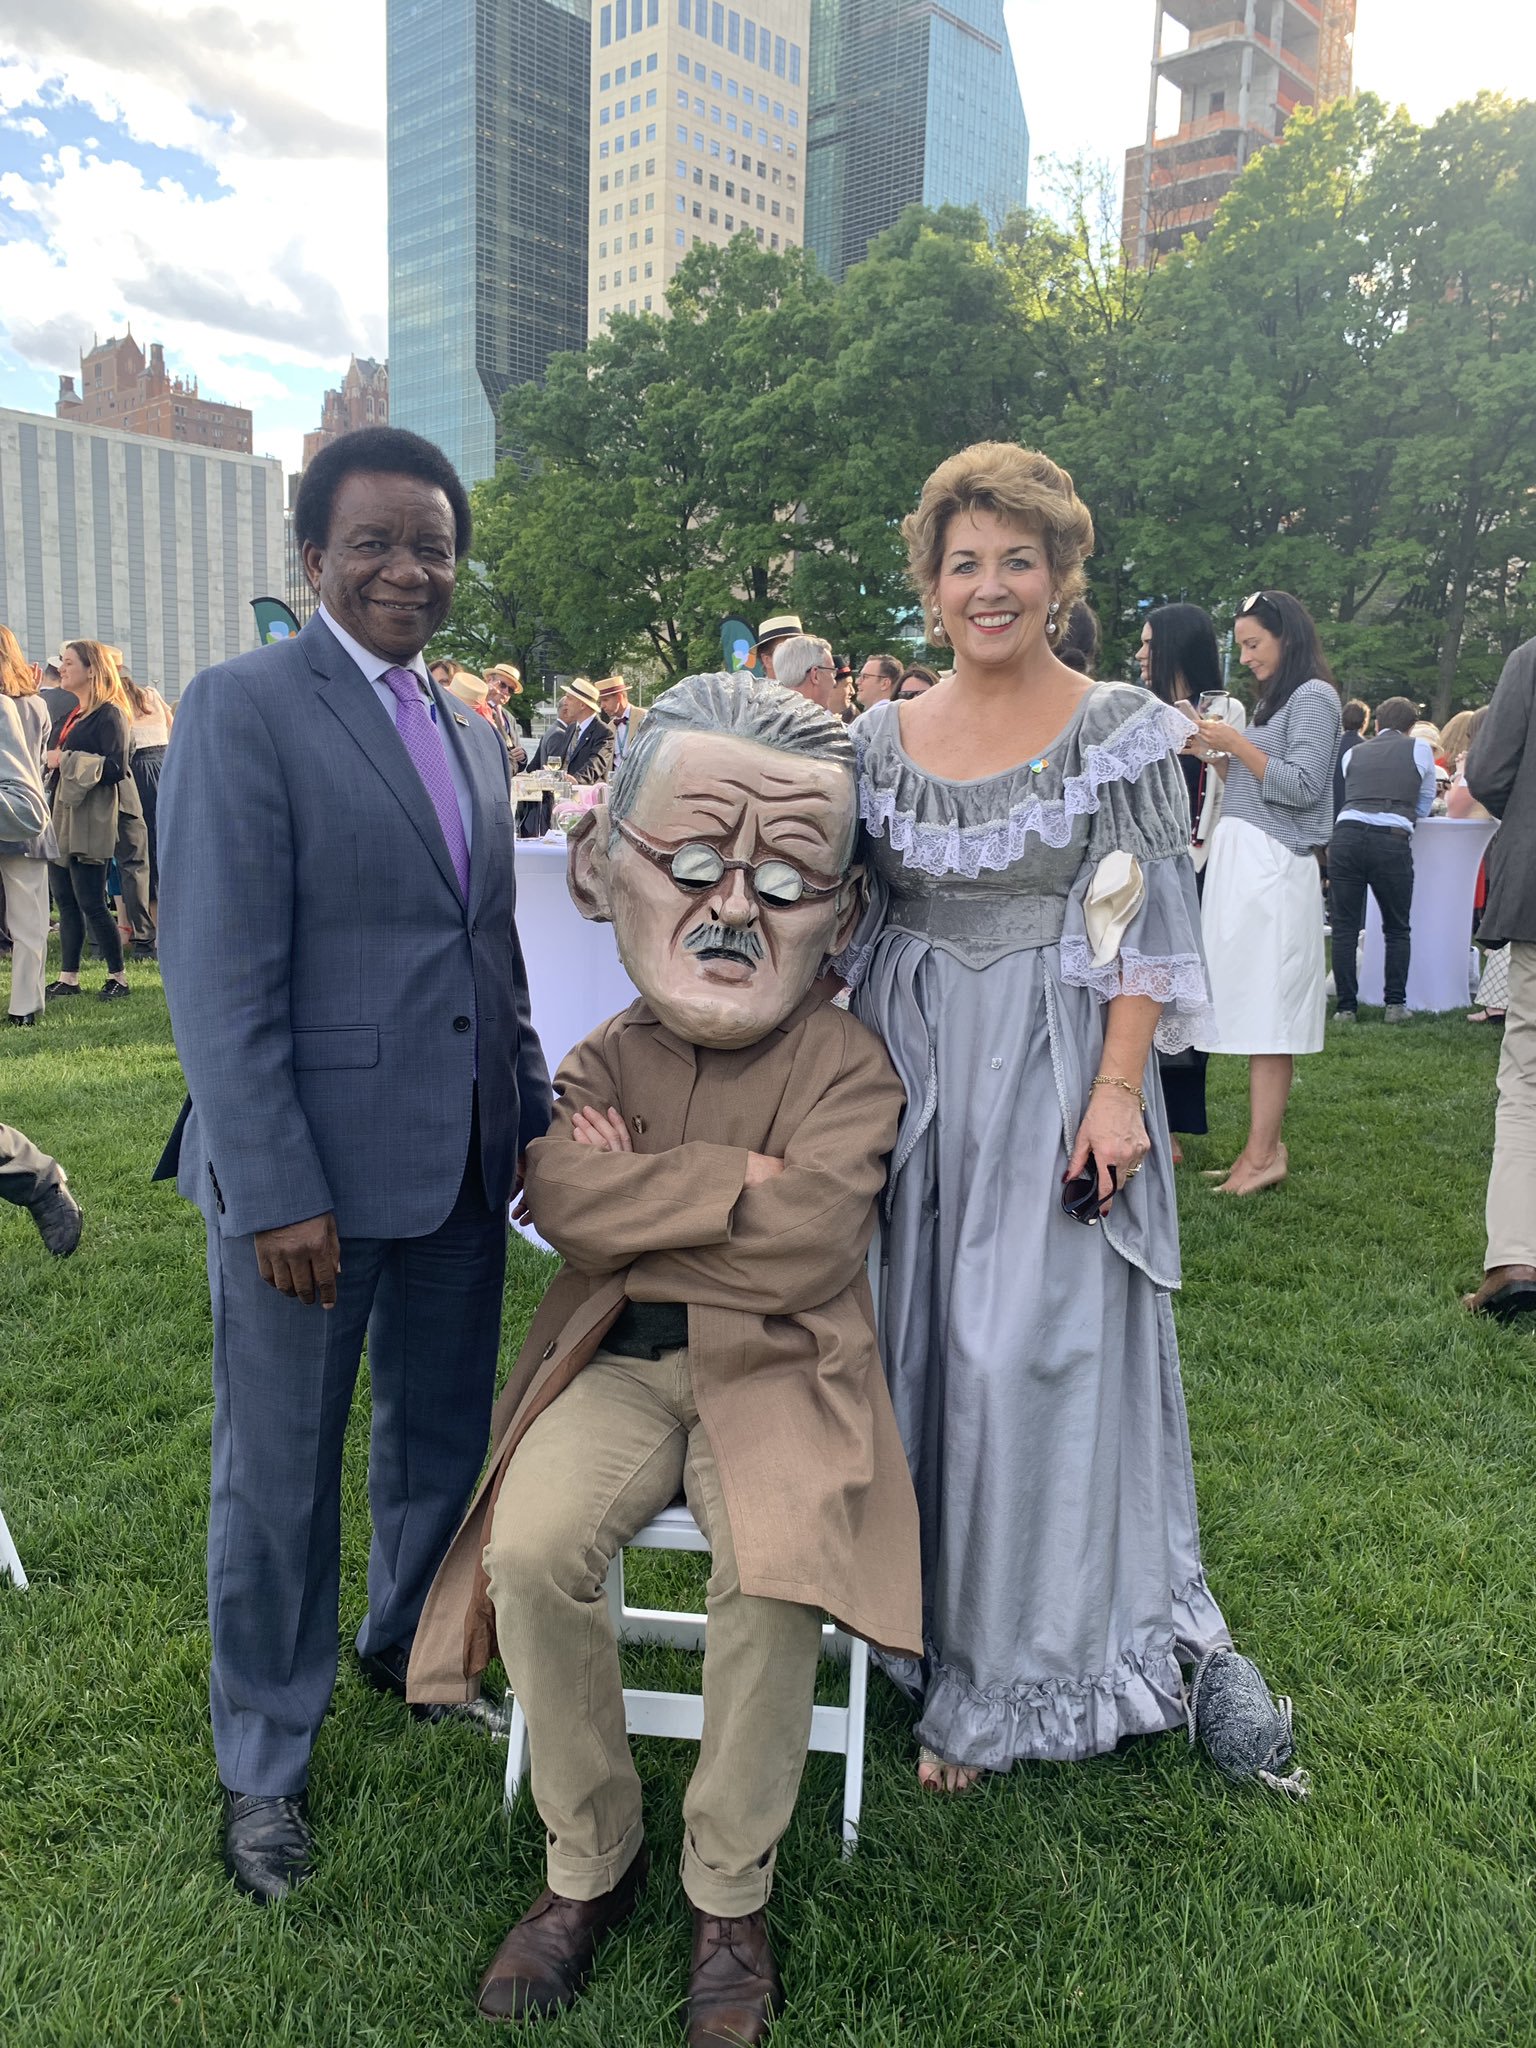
[{"xmin": 2, "ymin": 956, "xmax": 1533, "ymax": 2046}]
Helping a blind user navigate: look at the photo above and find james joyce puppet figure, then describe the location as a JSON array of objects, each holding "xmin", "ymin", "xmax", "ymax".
[{"xmin": 409, "ymin": 674, "xmax": 921, "ymax": 2044}]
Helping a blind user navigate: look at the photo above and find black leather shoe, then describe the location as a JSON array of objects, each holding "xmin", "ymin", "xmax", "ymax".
[
  {"xmin": 43, "ymin": 980, "xmax": 81, "ymax": 998},
  {"xmin": 128, "ymin": 938, "xmax": 158, "ymax": 959},
  {"xmin": 28, "ymin": 1178, "xmax": 82, "ymax": 1258},
  {"xmin": 223, "ymin": 1790, "xmax": 312, "ymax": 1902},
  {"xmin": 7, "ymin": 1012, "xmax": 38, "ymax": 1026},
  {"xmin": 357, "ymin": 1644, "xmax": 512, "ymax": 1736}
]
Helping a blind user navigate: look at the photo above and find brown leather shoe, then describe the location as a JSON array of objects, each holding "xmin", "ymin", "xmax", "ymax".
[
  {"xmin": 1463, "ymin": 1264, "xmax": 1536, "ymax": 1321},
  {"xmin": 475, "ymin": 1844, "xmax": 650, "ymax": 2021},
  {"xmin": 686, "ymin": 1907, "xmax": 784, "ymax": 2047}
]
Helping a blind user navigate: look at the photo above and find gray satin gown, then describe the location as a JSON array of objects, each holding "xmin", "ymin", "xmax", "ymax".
[{"xmin": 846, "ymin": 686, "xmax": 1232, "ymax": 1771}]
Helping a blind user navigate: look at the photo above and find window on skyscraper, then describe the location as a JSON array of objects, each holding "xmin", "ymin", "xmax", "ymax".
[
  {"xmin": 647, "ymin": 51, "xmax": 658, "ymax": 69},
  {"xmin": 710, "ymin": 3, "xmax": 723, "ymax": 45},
  {"xmin": 708, "ymin": 208, "xmax": 718, "ymax": 224},
  {"xmin": 647, "ymin": 88, "xmax": 657, "ymax": 105},
  {"xmin": 648, "ymin": 0, "xmax": 659, "ymax": 22},
  {"xmin": 728, "ymin": 10, "xmax": 739, "ymax": 52},
  {"xmin": 647, "ymin": 124, "xmax": 656, "ymax": 139},
  {"xmin": 601, "ymin": 4, "xmax": 612, "ymax": 42},
  {"xmin": 743, "ymin": 21, "xmax": 756, "ymax": 62}
]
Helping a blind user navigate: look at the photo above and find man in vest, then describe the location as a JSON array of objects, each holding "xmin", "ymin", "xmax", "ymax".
[{"xmin": 1329, "ymin": 695, "xmax": 1437, "ymax": 1024}]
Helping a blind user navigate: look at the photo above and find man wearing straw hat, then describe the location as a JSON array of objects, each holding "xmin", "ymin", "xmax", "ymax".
[{"xmin": 750, "ymin": 614, "xmax": 802, "ymax": 682}]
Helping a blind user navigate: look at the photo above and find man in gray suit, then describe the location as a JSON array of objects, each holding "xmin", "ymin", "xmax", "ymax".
[
  {"xmin": 1465, "ymin": 634, "xmax": 1536, "ymax": 1321},
  {"xmin": 158, "ymin": 425, "xmax": 553, "ymax": 1901}
]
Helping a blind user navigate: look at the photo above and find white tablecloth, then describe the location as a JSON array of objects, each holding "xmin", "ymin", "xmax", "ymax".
[
  {"xmin": 515, "ymin": 833, "xmax": 638, "ymax": 1077},
  {"xmin": 1357, "ymin": 817, "xmax": 1498, "ymax": 1012}
]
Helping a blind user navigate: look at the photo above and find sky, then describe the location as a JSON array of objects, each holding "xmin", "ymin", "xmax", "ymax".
[{"xmin": 0, "ymin": 0, "xmax": 1530, "ymax": 478}]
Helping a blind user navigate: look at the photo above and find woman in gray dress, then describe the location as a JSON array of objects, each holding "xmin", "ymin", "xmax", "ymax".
[{"xmin": 845, "ymin": 444, "xmax": 1234, "ymax": 1791}]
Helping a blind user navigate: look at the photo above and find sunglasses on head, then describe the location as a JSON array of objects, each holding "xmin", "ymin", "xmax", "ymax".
[{"xmin": 1238, "ymin": 591, "xmax": 1280, "ymax": 620}]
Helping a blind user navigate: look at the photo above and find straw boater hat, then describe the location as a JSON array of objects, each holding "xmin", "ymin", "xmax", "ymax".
[
  {"xmin": 485, "ymin": 661, "xmax": 522, "ymax": 689},
  {"xmin": 752, "ymin": 613, "xmax": 802, "ymax": 658},
  {"xmin": 595, "ymin": 673, "xmax": 626, "ymax": 696},
  {"xmin": 563, "ymin": 674, "xmax": 602, "ymax": 715},
  {"xmin": 446, "ymin": 671, "xmax": 489, "ymax": 710}
]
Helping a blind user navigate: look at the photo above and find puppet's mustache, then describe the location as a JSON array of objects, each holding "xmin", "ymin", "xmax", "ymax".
[{"xmin": 683, "ymin": 923, "xmax": 765, "ymax": 965}]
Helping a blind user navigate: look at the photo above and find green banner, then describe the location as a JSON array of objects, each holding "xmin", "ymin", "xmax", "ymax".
[{"xmin": 251, "ymin": 596, "xmax": 302, "ymax": 645}]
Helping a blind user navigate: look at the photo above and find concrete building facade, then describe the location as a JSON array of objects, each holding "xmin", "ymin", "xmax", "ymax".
[
  {"xmin": 387, "ymin": 0, "xmax": 591, "ymax": 486},
  {"xmin": 805, "ymin": 0, "xmax": 1029, "ymax": 286},
  {"xmin": 301, "ymin": 356, "xmax": 390, "ymax": 471},
  {"xmin": 0, "ymin": 407, "xmax": 285, "ymax": 696},
  {"xmin": 588, "ymin": 0, "xmax": 810, "ymax": 335},
  {"xmin": 56, "ymin": 332, "xmax": 254, "ymax": 453},
  {"xmin": 1122, "ymin": 0, "xmax": 1355, "ymax": 265}
]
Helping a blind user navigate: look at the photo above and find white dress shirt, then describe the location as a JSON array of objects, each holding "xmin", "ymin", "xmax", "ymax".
[{"xmin": 318, "ymin": 604, "xmax": 474, "ymax": 852}]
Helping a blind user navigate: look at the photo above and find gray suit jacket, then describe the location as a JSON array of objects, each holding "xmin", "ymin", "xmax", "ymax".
[
  {"xmin": 1467, "ymin": 635, "xmax": 1536, "ymax": 948},
  {"xmin": 157, "ymin": 614, "xmax": 553, "ymax": 1239}
]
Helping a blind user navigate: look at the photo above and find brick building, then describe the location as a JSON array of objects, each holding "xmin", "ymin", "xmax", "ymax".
[
  {"xmin": 1122, "ymin": 0, "xmax": 1355, "ymax": 267},
  {"xmin": 56, "ymin": 332, "xmax": 253, "ymax": 453},
  {"xmin": 300, "ymin": 355, "xmax": 390, "ymax": 470}
]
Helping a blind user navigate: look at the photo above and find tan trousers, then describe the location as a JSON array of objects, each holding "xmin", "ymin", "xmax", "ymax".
[
  {"xmin": 1487, "ymin": 941, "xmax": 1536, "ymax": 1270},
  {"xmin": 0, "ymin": 855, "xmax": 50, "ymax": 1018},
  {"xmin": 484, "ymin": 1345, "xmax": 824, "ymax": 1917}
]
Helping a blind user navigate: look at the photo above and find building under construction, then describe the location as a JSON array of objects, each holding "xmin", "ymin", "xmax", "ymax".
[{"xmin": 1122, "ymin": 0, "xmax": 1355, "ymax": 266}]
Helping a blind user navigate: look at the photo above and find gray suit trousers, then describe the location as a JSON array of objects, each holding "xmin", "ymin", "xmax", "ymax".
[{"xmin": 205, "ymin": 1133, "xmax": 506, "ymax": 1796}]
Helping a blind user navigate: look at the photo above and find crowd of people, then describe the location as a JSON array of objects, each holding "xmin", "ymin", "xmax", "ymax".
[{"xmin": 3, "ymin": 418, "xmax": 1534, "ymax": 2045}]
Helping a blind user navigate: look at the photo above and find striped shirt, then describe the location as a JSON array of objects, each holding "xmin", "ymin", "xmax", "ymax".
[{"xmin": 1217, "ymin": 677, "xmax": 1342, "ymax": 853}]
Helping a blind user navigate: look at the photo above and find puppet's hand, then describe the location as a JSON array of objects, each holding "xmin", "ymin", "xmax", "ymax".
[{"xmin": 572, "ymin": 1105, "xmax": 633, "ymax": 1153}]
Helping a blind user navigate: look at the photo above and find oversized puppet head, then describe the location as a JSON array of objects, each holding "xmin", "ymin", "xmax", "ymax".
[{"xmin": 568, "ymin": 672, "xmax": 864, "ymax": 1049}]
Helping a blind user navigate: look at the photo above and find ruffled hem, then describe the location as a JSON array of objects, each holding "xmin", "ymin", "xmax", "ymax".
[
  {"xmin": 1058, "ymin": 934, "xmax": 1221, "ymax": 1055},
  {"xmin": 881, "ymin": 1576, "xmax": 1234, "ymax": 1770},
  {"xmin": 858, "ymin": 695, "xmax": 1193, "ymax": 880}
]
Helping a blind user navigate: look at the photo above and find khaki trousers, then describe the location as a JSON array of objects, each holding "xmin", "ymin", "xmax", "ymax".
[
  {"xmin": 0, "ymin": 855, "xmax": 50, "ymax": 1017},
  {"xmin": 1487, "ymin": 941, "xmax": 1536, "ymax": 1270},
  {"xmin": 484, "ymin": 1345, "xmax": 824, "ymax": 1917}
]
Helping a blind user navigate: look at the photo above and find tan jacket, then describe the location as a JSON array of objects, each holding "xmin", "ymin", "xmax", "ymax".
[
  {"xmin": 51, "ymin": 750, "xmax": 117, "ymax": 861},
  {"xmin": 408, "ymin": 989, "xmax": 922, "ymax": 1703}
]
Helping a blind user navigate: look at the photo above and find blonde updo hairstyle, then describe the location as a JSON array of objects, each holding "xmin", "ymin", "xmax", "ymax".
[{"xmin": 903, "ymin": 442, "xmax": 1095, "ymax": 648}]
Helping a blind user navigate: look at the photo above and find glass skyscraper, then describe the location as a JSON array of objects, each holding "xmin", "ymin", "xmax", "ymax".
[
  {"xmin": 806, "ymin": 0, "xmax": 1029, "ymax": 285},
  {"xmin": 388, "ymin": 0, "xmax": 591, "ymax": 486}
]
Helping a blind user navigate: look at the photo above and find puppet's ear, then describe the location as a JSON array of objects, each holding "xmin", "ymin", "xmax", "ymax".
[
  {"xmin": 830, "ymin": 863, "xmax": 866, "ymax": 957},
  {"xmin": 566, "ymin": 807, "xmax": 614, "ymax": 924}
]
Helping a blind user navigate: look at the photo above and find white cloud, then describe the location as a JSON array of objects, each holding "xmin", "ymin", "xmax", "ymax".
[{"xmin": 0, "ymin": 0, "xmax": 387, "ymax": 466}]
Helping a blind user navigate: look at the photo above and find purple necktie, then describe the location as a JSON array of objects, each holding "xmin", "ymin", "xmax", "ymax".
[{"xmin": 380, "ymin": 667, "xmax": 470, "ymax": 900}]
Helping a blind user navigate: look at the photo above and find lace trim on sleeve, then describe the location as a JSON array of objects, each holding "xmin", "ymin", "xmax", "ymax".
[
  {"xmin": 861, "ymin": 696, "xmax": 1194, "ymax": 880},
  {"xmin": 1058, "ymin": 935, "xmax": 1219, "ymax": 1054}
]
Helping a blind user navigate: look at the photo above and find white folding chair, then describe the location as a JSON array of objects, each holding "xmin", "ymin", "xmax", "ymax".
[
  {"xmin": 504, "ymin": 1501, "xmax": 870, "ymax": 1854},
  {"xmin": 0, "ymin": 1502, "xmax": 28, "ymax": 1589}
]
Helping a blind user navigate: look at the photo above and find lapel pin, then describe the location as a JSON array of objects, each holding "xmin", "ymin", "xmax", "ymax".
[
  {"xmin": 453, "ymin": 713, "xmax": 469, "ymax": 726},
  {"xmin": 631, "ymin": 1115, "xmax": 646, "ymax": 1137}
]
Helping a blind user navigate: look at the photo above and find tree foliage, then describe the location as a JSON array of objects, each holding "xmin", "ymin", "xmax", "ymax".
[{"xmin": 451, "ymin": 94, "xmax": 1536, "ymax": 714}]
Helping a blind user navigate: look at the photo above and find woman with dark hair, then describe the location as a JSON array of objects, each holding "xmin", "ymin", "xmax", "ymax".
[
  {"xmin": 1192, "ymin": 590, "xmax": 1341, "ymax": 1194},
  {"xmin": 896, "ymin": 663, "xmax": 940, "ymax": 700},
  {"xmin": 1136, "ymin": 603, "xmax": 1247, "ymax": 1157},
  {"xmin": 1056, "ymin": 599, "xmax": 1100, "ymax": 676}
]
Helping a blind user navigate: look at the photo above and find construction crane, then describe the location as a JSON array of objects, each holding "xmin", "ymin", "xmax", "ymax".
[{"xmin": 1318, "ymin": 0, "xmax": 1357, "ymax": 103}]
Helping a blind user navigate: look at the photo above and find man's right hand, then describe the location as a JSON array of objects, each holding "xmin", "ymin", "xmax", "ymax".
[{"xmin": 255, "ymin": 1212, "xmax": 342, "ymax": 1308}]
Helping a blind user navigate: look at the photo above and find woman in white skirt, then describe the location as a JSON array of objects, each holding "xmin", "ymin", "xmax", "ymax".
[{"xmin": 1192, "ymin": 590, "xmax": 1342, "ymax": 1194}]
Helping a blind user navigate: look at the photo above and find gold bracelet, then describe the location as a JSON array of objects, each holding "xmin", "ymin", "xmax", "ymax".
[{"xmin": 1091, "ymin": 1074, "xmax": 1148, "ymax": 1115}]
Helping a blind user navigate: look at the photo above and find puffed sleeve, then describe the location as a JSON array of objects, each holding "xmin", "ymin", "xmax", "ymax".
[{"xmin": 1059, "ymin": 689, "xmax": 1217, "ymax": 1051}]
